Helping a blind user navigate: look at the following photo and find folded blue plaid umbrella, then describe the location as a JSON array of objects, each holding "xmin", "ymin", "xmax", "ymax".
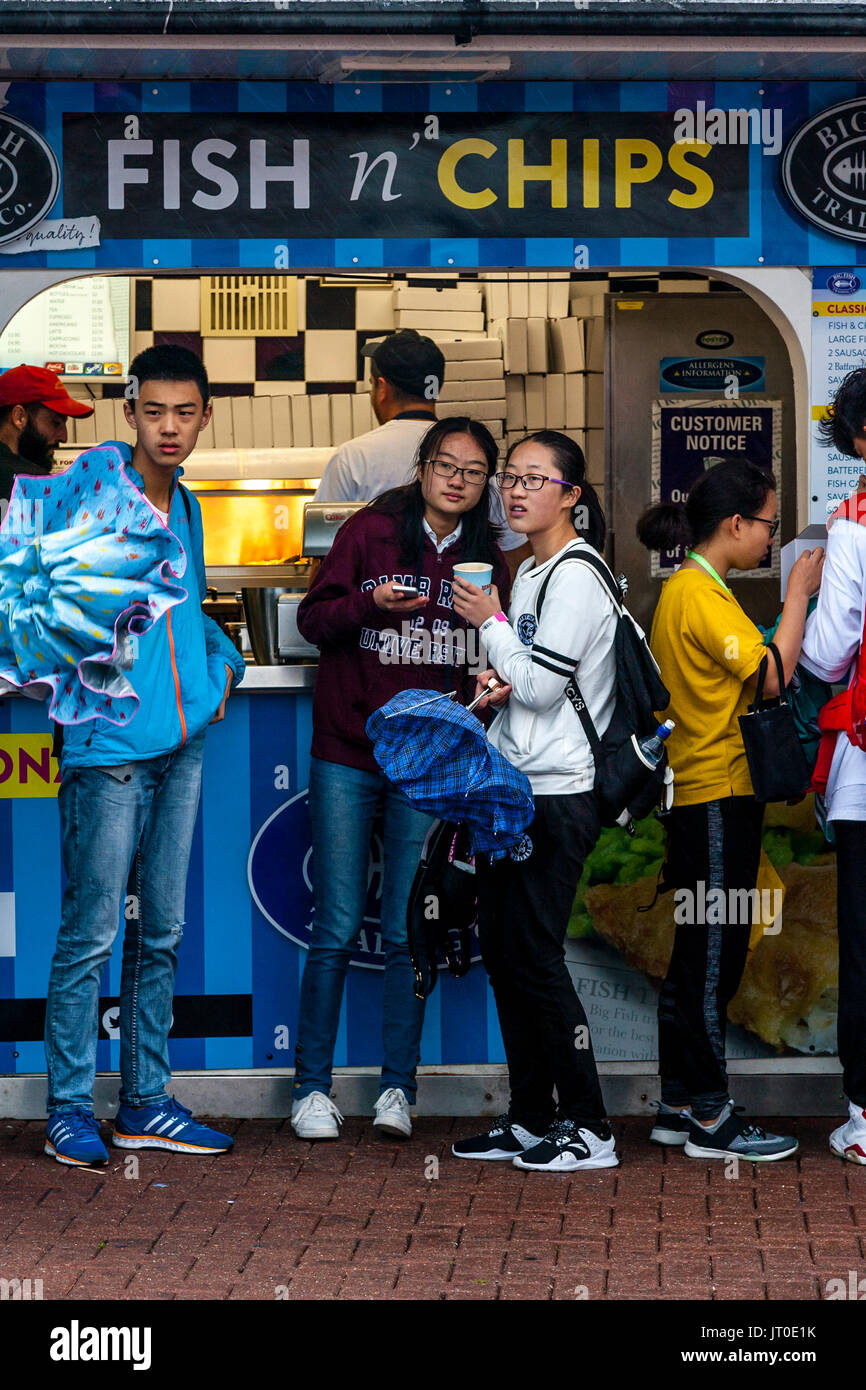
[
  {"xmin": 0, "ymin": 445, "xmax": 187, "ymax": 724},
  {"xmin": 366, "ymin": 688, "xmax": 534, "ymax": 861}
]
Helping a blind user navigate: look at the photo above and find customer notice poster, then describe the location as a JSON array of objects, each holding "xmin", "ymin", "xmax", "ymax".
[{"xmin": 650, "ymin": 397, "xmax": 782, "ymax": 579}]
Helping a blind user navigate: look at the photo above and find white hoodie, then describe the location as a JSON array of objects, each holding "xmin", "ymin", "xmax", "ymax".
[
  {"xmin": 480, "ymin": 537, "xmax": 618, "ymax": 795},
  {"xmin": 799, "ymin": 515, "xmax": 866, "ymax": 820}
]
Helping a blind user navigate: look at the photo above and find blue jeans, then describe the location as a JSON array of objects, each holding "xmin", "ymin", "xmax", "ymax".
[
  {"xmin": 44, "ymin": 731, "xmax": 206, "ymax": 1113},
  {"xmin": 294, "ymin": 757, "xmax": 432, "ymax": 1103}
]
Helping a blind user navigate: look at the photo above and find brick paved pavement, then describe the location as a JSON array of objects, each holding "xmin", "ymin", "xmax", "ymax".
[{"xmin": 1, "ymin": 1116, "xmax": 864, "ymax": 1301}]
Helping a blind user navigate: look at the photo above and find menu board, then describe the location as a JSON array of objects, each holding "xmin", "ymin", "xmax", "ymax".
[
  {"xmin": 0, "ymin": 276, "xmax": 130, "ymax": 378},
  {"xmin": 811, "ymin": 267, "xmax": 866, "ymax": 524}
]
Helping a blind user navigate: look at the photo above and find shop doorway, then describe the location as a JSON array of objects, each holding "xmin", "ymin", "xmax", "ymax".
[{"xmin": 608, "ymin": 291, "xmax": 796, "ymax": 632}]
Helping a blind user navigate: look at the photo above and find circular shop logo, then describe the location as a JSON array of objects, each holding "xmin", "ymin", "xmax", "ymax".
[
  {"xmin": 695, "ymin": 330, "xmax": 734, "ymax": 350},
  {"xmin": 782, "ymin": 98, "xmax": 866, "ymax": 242},
  {"xmin": 0, "ymin": 115, "xmax": 59, "ymax": 245},
  {"xmin": 248, "ymin": 789, "xmax": 484, "ymax": 974},
  {"xmin": 827, "ymin": 271, "xmax": 861, "ymax": 294},
  {"xmin": 247, "ymin": 788, "xmax": 386, "ymax": 969}
]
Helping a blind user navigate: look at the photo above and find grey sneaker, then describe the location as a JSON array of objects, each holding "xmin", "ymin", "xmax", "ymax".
[
  {"xmin": 649, "ymin": 1101, "xmax": 691, "ymax": 1146},
  {"xmin": 683, "ymin": 1102, "xmax": 798, "ymax": 1162}
]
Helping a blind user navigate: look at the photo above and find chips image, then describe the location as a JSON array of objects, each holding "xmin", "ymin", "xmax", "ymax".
[{"xmin": 571, "ymin": 800, "xmax": 839, "ymax": 1055}]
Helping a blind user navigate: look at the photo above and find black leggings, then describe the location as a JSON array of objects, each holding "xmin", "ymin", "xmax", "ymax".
[
  {"xmin": 477, "ymin": 792, "xmax": 607, "ymax": 1135},
  {"xmin": 657, "ymin": 796, "xmax": 764, "ymax": 1121},
  {"xmin": 831, "ymin": 822, "xmax": 866, "ymax": 1108}
]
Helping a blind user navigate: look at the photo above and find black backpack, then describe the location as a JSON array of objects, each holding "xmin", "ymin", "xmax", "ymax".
[
  {"xmin": 536, "ymin": 547, "xmax": 671, "ymax": 831},
  {"xmin": 405, "ymin": 820, "xmax": 477, "ymax": 1000}
]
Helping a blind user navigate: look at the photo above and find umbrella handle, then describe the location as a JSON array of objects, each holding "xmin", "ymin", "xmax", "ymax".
[{"xmin": 466, "ymin": 678, "xmax": 501, "ymax": 715}]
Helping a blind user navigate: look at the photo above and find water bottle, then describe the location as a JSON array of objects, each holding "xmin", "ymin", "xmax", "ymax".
[
  {"xmin": 637, "ymin": 719, "xmax": 675, "ymax": 768},
  {"xmin": 615, "ymin": 720, "xmax": 676, "ymax": 831}
]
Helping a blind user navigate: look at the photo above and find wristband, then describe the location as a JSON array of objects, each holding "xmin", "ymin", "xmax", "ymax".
[{"xmin": 479, "ymin": 611, "xmax": 508, "ymax": 634}]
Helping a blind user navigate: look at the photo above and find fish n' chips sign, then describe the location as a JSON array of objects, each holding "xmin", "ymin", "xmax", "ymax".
[{"xmin": 0, "ymin": 80, "xmax": 863, "ymax": 268}]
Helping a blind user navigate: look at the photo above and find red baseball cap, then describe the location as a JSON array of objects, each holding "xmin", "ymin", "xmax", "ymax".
[{"xmin": 0, "ymin": 364, "xmax": 94, "ymax": 417}]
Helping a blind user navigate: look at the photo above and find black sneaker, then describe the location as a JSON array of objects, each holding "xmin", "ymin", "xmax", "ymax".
[
  {"xmin": 683, "ymin": 1102, "xmax": 798, "ymax": 1162},
  {"xmin": 512, "ymin": 1118, "xmax": 619, "ymax": 1172},
  {"xmin": 649, "ymin": 1101, "xmax": 691, "ymax": 1146},
  {"xmin": 452, "ymin": 1114, "xmax": 544, "ymax": 1161}
]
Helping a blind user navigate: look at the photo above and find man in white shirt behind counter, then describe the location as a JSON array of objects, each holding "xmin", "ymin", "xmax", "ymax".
[{"xmin": 315, "ymin": 328, "xmax": 530, "ymax": 576}]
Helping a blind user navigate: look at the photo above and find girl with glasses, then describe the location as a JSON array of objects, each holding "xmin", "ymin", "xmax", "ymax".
[
  {"xmin": 291, "ymin": 418, "xmax": 510, "ymax": 1143},
  {"xmin": 637, "ymin": 459, "xmax": 823, "ymax": 1162},
  {"xmin": 450, "ymin": 430, "xmax": 620, "ymax": 1172}
]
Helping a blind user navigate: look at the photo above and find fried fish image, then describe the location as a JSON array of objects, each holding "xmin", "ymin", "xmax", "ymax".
[{"xmin": 583, "ymin": 862, "xmax": 838, "ymax": 1053}]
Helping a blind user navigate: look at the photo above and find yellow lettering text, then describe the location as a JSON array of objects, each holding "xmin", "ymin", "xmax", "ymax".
[
  {"xmin": 667, "ymin": 140, "xmax": 714, "ymax": 209},
  {"xmin": 582, "ymin": 138, "xmax": 599, "ymax": 209},
  {"xmin": 437, "ymin": 138, "xmax": 497, "ymax": 210},
  {"xmin": 614, "ymin": 139, "xmax": 663, "ymax": 208},
  {"xmin": 507, "ymin": 138, "xmax": 567, "ymax": 209}
]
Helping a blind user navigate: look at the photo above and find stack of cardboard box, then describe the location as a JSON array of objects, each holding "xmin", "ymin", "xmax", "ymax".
[
  {"xmin": 567, "ymin": 279, "xmax": 606, "ymax": 477},
  {"xmin": 393, "ymin": 284, "xmax": 486, "ymax": 337},
  {"xmin": 501, "ymin": 316, "xmax": 589, "ymax": 451},
  {"xmin": 433, "ymin": 337, "xmax": 506, "ymax": 441},
  {"xmin": 70, "ymin": 391, "xmax": 377, "ymax": 452}
]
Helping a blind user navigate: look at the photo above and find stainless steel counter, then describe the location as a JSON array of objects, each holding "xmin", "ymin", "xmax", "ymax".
[{"xmin": 238, "ymin": 663, "xmax": 317, "ymax": 691}]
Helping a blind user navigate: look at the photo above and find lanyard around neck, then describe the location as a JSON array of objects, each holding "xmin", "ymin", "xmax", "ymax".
[{"xmin": 686, "ymin": 549, "xmax": 731, "ymax": 593}]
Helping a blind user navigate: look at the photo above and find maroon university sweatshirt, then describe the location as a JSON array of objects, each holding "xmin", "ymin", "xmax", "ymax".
[{"xmin": 297, "ymin": 507, "xmax": 511, "ymax": 773}]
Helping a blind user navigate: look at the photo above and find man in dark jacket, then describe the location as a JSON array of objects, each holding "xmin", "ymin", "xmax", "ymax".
[{"xmin": 0, "ymin": 365, "xmax": 94, "ymax": 501}]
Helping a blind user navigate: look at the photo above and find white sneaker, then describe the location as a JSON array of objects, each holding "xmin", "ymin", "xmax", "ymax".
[
  {"xmin": 373, "ymin": 1087, "xmax": 412, "ymax": 1139},
  {"xmin": 512, "ymin": 1119, "xmax": 619, "ymax": 1172},
  {"xmin": 830, "ymin": 1101, "xmax": 866, "ymax": 1165},
  {"xmin": 291, "ymin": 1091, "xmax": 343, "ymax": 1140}
]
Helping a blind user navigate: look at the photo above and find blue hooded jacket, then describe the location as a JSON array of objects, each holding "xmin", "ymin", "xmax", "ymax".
[{"xmin": 59, "ymin": 442, "xmax": 245, "ymax": 769}]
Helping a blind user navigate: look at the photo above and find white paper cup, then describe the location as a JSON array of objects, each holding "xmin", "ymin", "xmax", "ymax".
[{"xmin": 454, "ymin": 561, "xmax": 493, "ymax": 594}]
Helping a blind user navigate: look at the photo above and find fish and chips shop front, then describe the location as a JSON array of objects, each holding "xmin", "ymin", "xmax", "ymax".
[{"xmin": 0, "ymin": 8, "xmax": 864, "ymax": 1117}]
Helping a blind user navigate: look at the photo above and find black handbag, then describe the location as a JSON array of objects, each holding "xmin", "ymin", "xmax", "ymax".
[
  {"xmin": 405, "ymin": 820, "xmax": 477, "ymax": 1000},
  {"xmin": 738, "ymin": 642, "xmax": 812, "ymax": 802}
]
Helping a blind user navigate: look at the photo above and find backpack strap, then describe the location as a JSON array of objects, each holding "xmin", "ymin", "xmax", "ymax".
[
  {"xmin": 178, "ymin": 482, "xmax": 191, "ymax": 524},
  {"xmin": 563, "ymin": 672, "xmax": 604, "ymax": 770},
  {"xmin": 534, "ymin": 546, "xmax": 621, "ymax": 773},
  {"xmin": 535, "ymin": 545, "xmax": 623, "ymax": 621}
]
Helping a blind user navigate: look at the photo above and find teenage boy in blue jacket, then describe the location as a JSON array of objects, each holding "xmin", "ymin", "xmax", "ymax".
[{"xmin": 44, "ymin": 345, "xmax": 246, "ymax": 1166}]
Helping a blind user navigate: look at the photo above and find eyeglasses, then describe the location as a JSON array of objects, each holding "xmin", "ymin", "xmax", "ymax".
[
  {"xmin": 742, "ymin": 514, "xmax": 780, "ymax": 538},
  {"xmin": 495, "ymin": 471, "xmax": 574, "ymax": 492},
  {"xmin": 428, "ymin": 457, "xmax": 489, "ymax": 488}
]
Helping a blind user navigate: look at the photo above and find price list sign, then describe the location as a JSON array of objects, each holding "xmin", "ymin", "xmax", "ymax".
[
  {"xmin": 0, "ymin": 277, "xmax": 129, "ymax": 377},
  {"xmin": 811, "ymin": 269, "xmax": 866, "ymax": 524}
]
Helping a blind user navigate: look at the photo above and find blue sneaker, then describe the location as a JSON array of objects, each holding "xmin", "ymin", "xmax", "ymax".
[
  {"xmin": 45, "ymin": 1108, "xmax": 109, "ymax": 1167},
  {"xmin": 112, "ymin": 1097, "xmax": 233, "ymax": 1154}
]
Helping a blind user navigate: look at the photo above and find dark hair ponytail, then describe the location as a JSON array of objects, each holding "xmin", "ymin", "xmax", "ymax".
[
  {"xmin": 506, "ymin": 429, "xmax": 606, "ymax": 551},
  {"xmin": 817, "ymin": 366, "xmax": 866, "ymax": 457},
  {"xmin": 637, "ymin": 458, "xmax": 776, "ymax": 552}
]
